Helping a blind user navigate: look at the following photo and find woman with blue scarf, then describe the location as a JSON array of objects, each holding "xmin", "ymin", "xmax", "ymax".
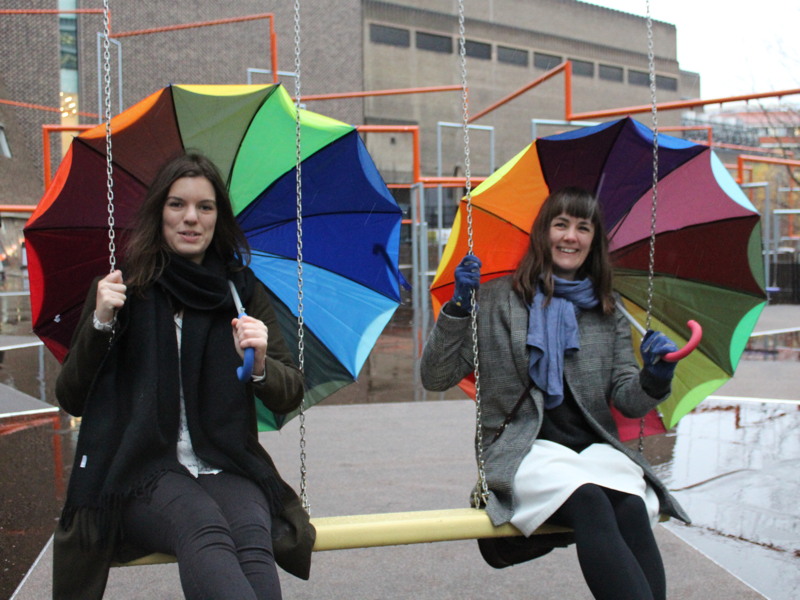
[{"xmin": 421, "ymin": 187, "xmax": 688, "ymax": 600}]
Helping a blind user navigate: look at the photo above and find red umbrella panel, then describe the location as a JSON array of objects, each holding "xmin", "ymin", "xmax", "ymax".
[{"xmin": 430, "ymin": 117, "xmax": 767, "ymax": 435}]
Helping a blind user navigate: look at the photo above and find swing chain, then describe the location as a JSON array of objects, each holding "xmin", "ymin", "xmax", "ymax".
[
  {"xmin": 102, "ymin": 0, "xmax": 116, "ymax": 273},
  {"xmin": 640, "ymin": 0, "xmax": 660, "ymax": 454},
  {"xmin": 457, "ymin": 0, "xmax": 490, "ymax": 506},
  {"xmin": 293, "ymin": 0, "xmax": 309, "ymax": 514},
  {"xmin": 644, "ymin": 0, "xmax": 659, "ymax": 331}
]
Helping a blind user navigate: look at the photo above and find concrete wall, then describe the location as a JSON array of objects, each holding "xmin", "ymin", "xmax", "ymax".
[
  {"xmin": 362, "ymin": 0, "xmax": 698, "ymax": 180},
  {"xmin": 0, "ymin": 0, "xmax": 61, "ymax": 204},
  {"xmin": 1, "ymin": 0, "xmax": 365, "ymax": 205},
  {"xmin": 1, "ymin": 0, "xmax": 699, "ymax": 206}
]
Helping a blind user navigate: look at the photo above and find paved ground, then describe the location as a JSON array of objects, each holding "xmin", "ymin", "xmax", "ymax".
[
  {"xmin": 12, "ymin": 304, "xmax": 798, "ymax": 599},
  {"xmin": 14, "ymin": 399, "xmax": 767, "ymax": 600}
]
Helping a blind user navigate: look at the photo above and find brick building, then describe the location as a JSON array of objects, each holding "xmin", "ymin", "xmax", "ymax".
[{"xmin": 1, "ymin": 0, "xmax": 699, "ymax": 208}]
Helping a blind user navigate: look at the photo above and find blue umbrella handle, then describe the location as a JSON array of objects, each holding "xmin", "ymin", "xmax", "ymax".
[
  {"xmin": 229, "ymin": 281, "xmax": 255, "ymax": 382},
  {"xmin": 236, "ymin": 310, "xmax": 256, "ymax": 382}
]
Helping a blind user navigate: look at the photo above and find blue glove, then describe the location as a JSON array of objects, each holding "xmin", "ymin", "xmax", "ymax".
[
  {"xmin": 452, "ymin": 255, "xmax": 482, "ymax": 308},
  {"xmin": 640, "ymin": 330, "xmax": 679, "ymax": 381}
]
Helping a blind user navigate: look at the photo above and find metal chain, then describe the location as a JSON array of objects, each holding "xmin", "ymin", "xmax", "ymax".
[
  {"xmin": 102, "ymin": 0, "xmax": 116, "ymax": 273},
  {"xmin": 644, "ymin": 0, "xmax": 659, "ymax": 331},
  {"xmin": 292, "ymin": 0, "xmax": 309, "ymax": 514},
  {"xmin": 640, "ymin": 0, "xmax": 660, "ymax": 454},
  {"xmin": 457, "ymin": 0, "xmax": 489, "ymax": 507}
]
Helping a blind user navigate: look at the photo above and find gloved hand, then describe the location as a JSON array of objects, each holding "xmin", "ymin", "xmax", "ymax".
[
  {"xmin": 452, "ymin": 255, "xmax": 482, "ymax": 308},
  {"xmin": 640, "ymin": 330, "xmax": 679, "ymax": 381}
]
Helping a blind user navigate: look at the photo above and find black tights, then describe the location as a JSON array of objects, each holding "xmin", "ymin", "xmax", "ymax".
[
  {"xmin": 548, "ymin": 484, "xmax": 666, "ymax": 600},
  {"xmin": 122, "ymin": 470, "xmax": 281, "ymax": 600}
]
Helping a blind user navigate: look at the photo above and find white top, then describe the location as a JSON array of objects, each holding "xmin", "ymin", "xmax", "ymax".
[{"xmin": 175, "ymin": 313, "xmax": 221, "ymax": 477}]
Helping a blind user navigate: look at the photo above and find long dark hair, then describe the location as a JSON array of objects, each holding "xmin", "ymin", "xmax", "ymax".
[
  {"xmin": 512, "ymin": 187, "xmax": 615, "ymax": 314},
  {"xmin": 123, "ymin": 151, "xmax": 250, "ymax": 292}
]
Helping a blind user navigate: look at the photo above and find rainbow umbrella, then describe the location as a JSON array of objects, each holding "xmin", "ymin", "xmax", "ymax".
[
  {"xmin": 430, "ymin": 117, "xmax": 766, "ymax": 432},
  {"xmin": 24, "ymin": 83, "xmax": 402, "ymax": 430}
]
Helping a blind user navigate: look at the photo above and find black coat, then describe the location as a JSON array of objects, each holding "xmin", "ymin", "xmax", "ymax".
[{"xmin": 53, "ymin": 270, "xmax": 314, "ymax": 599}]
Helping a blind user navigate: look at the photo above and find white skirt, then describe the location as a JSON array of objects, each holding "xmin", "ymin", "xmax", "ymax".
[{"xmin": 510, "ymin": 440, "xmax": 661, "ymax": 536}]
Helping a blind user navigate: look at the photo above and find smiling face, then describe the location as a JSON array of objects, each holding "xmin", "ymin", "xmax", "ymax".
[
  {"xmin": 549, "ymin": 212, "xmax": 595, "ymax": 280},
  {"xmin": 161, "ymin": 176, "xmax": 218, "ymax": 264}
]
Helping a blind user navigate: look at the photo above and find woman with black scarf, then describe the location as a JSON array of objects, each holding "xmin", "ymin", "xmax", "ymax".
[{"xmin": 52, "ymin": 152, "xmax": 314, "ymax": 600}]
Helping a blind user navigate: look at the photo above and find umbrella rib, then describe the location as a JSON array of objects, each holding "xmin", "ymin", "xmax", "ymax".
[
  {"xmin": 458, "ymin": 201, "xmax": 532, "ymax": 234},
  {"xmin": 248, "ymin": 249, "xmax": 401, "ymax": 301},
  {"xmin": 73, "ymin": 137, "xmax": 151, "ymax": 188}
]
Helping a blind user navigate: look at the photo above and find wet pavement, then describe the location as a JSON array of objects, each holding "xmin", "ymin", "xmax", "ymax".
[{"xmin": 1, "ymin": 299, "xmax": 798, "ymax": 598}]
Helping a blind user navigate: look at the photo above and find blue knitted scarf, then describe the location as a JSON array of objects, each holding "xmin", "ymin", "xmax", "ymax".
[{"xmin": 527, "ymin": 276, "xmax": 599, "ymax": 408}]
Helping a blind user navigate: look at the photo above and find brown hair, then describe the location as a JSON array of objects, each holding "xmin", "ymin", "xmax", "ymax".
[
  {"xmin": 512, "ymin": 186, "xmax": 615, "ymax": 314},
  {"xmin": 122, "ymin": 151, "xmax": 250, "ymax": 292}
]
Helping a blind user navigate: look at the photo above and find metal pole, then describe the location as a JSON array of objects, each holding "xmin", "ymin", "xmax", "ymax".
[
  {"xmin": 741, "ymin": 182, "xmax": 771, "ymax": 288},
  {"xmin": 409, "ymin": 182, "xmax": 427, "ymax": 402}
]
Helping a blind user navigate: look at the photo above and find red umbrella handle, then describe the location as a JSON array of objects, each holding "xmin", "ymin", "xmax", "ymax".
[{"xmin": 663, "ymin": 320, "xmax": 702, "ymax": 362}]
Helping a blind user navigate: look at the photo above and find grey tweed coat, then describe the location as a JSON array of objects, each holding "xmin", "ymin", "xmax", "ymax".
[{"xmin": 420, "ymin": 276, "xmax": 690, "ymax": 527}]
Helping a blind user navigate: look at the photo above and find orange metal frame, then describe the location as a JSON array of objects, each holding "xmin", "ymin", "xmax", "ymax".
[
  {"xmin": 110, "ymin": 14, "xmax": 279, "ymax": 84},
  {"xmin": 4, "ymin": 15, "xmax": 799, "ymax": 215},
  {"xmin": 41, "ymin": 125, "xmax": 93, "ymax": 188},
  {"xmin": 465, "ymin": 60, "xmax": 800, "ymax": 124},
  {"xmin": 0, "ymin": 9, "xmax": 280, "ymax": 113}
]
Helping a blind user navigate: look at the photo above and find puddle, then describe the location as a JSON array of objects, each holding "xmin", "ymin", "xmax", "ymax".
[{"xmin": 659, "ymin": 399, "xmax": 800, "ymax": 600}]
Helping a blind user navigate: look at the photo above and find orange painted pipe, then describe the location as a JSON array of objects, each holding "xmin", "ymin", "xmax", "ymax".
[
  {"xmin": 0, "ymin": 205, "xmax": 35, "ymax": 213},
  {"xmin": 42, "ymin": 125, "xmax": 92, "ymax": 188},
  {"xmin": 570, "ymin": 88, "xmax": 800, "ymax": 121},
  {"xmin": 110, "ymin": 13, "xmax": 275, "ymax": 38},
  {"xmin": 469, "ymin": 63, "xmax": 570, "ymax": 123},
  {"xmin": 736, "ymin": 154, "xmax": 800, "ymax": 184},
  {"xmin": 302, "ymin": 85, "xmax": 462, "ymax": 102}
]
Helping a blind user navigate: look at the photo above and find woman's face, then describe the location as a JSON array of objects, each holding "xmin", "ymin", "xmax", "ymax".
[
  {"xmin": 162, "ymin": 176, "xmax": 218, "ymax": 264},
  {"xmin": 548, "ymin": 212, "xmax": 595, "ymax": 280}
]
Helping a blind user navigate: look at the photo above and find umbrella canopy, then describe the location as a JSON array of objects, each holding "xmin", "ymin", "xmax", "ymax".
[
  {"xmin": 24, "ymin": 83, "xmax": 402, "ymax": 430},
  {"xmin": 430, "ymin": 117, "xmax": 766, "ymax": 432}
]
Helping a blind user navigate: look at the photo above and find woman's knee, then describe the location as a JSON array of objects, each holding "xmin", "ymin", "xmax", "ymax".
[{"xmin": 609, "ymin": 489, "xmax": 649, "ymax": 524}]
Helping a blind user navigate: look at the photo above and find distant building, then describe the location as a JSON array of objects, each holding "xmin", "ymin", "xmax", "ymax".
[
  {"xmin": 1, "ymin": 0, "xmax": 700, "ymax": 208},
  {"xmin": 682, "ymin": 105, "xmax": 800, "ymax": 151}
]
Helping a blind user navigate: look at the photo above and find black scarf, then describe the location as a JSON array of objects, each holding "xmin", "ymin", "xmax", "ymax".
[{"xmin": 61, "ymin": 250, "xmax": 284, "ymax": 542}]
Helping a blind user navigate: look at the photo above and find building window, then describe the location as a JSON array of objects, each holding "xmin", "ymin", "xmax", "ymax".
[
  {"xmin": 533, "ymin": 52, "xmax": 561, "ymax": 70},
  {"xmin": 599, "ymin": 64, "xmax": 624, "ymax": 82},
  {"xmin": 465, "ymin": 39, "xmax": 491, "ymax": 60},
  {"xmin": 370, "ymin": 24, "xmax": 410, "ymax": 48},
  {"xmin": 0, "ymin": 125, "xmax": 11, "ymax": 158},
  {"xmin": 416, "ymin": 31, "xmax": 453, "ymax": 54},
  {"xmin": 656, "ymin": 75, "xmax": 678, "ymax": 91},
  {"xmin": 570, "ymin": 59, "xmax": 594, "ymax": 77},
  {"xmin": 628, "ymin": 69, "xmax": 650, "ymax": 87},
  {"xmin": 498, "ymin": 45, "xmax": 528, "ymax": 66}
]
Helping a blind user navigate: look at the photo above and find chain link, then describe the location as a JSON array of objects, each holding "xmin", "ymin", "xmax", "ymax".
[
  {"xmin": 292, "ymin": 0, "xmax": 309, "ymax": 514},
  {"xmin": 102, "ymin": 0, "xmax": 115, "ymax": 273},
  {"xmin": 457, "ymin": 0, "xmax": 489, "ymax": 506},
  {"xmin": 639, "ymin": 0, "xmax": 660, "ymax": 454},
  {"xmin": 645, "ymin": 0, "xmax": 659, "ymax": 331}
]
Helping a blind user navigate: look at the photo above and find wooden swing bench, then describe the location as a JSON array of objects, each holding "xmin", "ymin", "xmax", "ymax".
[{"xmin": 114, "ymin": 507, "xmax": 571, "ymax": 566}]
